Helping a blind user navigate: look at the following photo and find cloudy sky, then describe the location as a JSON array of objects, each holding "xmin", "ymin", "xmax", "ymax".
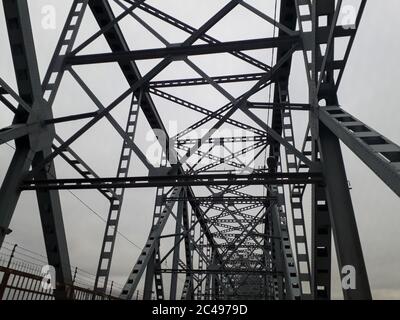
[{"xmin": 0, "ymin": 0, "xmax": 399, "ymax": 300}]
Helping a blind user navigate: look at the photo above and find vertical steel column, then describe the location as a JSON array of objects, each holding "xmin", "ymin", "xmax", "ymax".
[
  {"xmin": 295, "ymin": 0, "xmax": 334, "ymax": 300},
  {"xmin": 196, "ymin": 230, "xmax": 205, "ymax": 300},
  {"xmin": 143, "ymin": 250, "xmax": 156, "ymax": 300},
  {"xmin": 279, "ymin": 84, "xmax": 312, "ymax": 298},
  {"xmin": 295, "ymin": 0, "xmax": 371, "ymax": 300},
  {"xmin": 0, "ymin": 0, "xmax": 73, "ymax": 299},
  {"xmin": 311, "ymin": 142, "xmax": 331, "ymax": 299},
  {"xmin": 211, "ymin": 249, "xmax": 220, "ymax": 300},
  {"xmin": 204, "ymin": 245, "xmax": 212, "ymax": 300},
  {"xmin": 314, "ymin": 0, "xmax": 371, "ymax": 300},
  {"xmin": 318, "ymin": 123, "xmax": 372, "ymax": 299},
  {"xmin": 33, "ymin": 149, "xmax": 74, "ymax": 299},
  {"xmin": 0, "ymin": 0, "xmax": 42, "ymax": 247},
  {"xmin": 180, "ymin": 208, "xmax": 195, "ymax": 300},
  {"xmin": 264, "ymin": 210, "xmax": 275, "ymax": 300},
  {"xmin": 269, "ymin": 204, "xmax": 284, "ymax": 299},
  {"xmin": 170, "ymin": 189, "xmax": 185, "ymax": 300}
]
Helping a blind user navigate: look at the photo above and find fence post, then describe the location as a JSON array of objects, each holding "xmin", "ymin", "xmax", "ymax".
[
  {"xmin": 0, "ymin": 244, "xmax": 17, "ymax": 299},
  {"xmin": 72, "ymin": 267, "xmax": 78, "ymax": 284},
  {"xmin": 109, "ymin": 281, "xmax": 113, "ymax": 299}
]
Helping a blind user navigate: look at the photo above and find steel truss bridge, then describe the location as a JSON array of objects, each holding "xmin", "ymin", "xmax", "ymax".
[{"xmin": 0, "ymin": 0, "xmax": 399, "ymax": 300}]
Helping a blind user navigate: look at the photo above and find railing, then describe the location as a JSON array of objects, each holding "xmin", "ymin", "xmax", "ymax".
[
  {"xmin": 0, "ymin": 242, "xmax": 124, "ymax": 300},
  {"xmin": 0, "ymin": 264, "xmax": 121, "ymax": 300}
]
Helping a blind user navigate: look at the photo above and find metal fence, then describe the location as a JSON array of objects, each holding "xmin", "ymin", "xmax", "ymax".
[{"xmin": 0, "ymin": 243, "xmax": 122, "ymax": 300}]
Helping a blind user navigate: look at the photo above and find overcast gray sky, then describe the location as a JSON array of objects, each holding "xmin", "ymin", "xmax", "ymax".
[{"xmin": 1, "ymin": 0, "xmax": 399, "ymax": 299}]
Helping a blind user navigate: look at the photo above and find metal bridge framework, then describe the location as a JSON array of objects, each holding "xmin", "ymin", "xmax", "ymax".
[{"xmin": 1, "ymin": 0, "xmax": 399, "ymax": 300}]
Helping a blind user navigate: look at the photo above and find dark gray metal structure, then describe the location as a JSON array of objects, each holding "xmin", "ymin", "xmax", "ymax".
[{"xmin": 1, "ymin": 0, "xmax": 399, "ymax": 300}]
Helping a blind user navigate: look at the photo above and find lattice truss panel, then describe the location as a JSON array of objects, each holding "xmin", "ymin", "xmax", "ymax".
[{"xmin": 0, "ymin": 0, "xmax": 399, "ymax": 300}]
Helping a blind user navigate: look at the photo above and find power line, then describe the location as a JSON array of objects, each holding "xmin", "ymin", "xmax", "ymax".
[
  {"xmin": 1, "ymin": 240, "xmax": 126, "ymax": 289},
  {"xmin": 3, "ymin": 142, "xmax": 142, "ymax": 252},
  {"xmin": 2, "ymin": 143, "xmax": 140, "ymax": 289},
  {"xmin": 0, "ymin": 241, "xmax": 126, "ymax": 289},
  {"xmin": 4, "ymin": 240, "xmax": 47, "ymax": 259}
]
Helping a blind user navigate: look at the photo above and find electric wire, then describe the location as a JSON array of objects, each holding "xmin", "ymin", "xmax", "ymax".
[{"xmin": 3, "ymin": 141, "xmax": 142, "ymax": 252}]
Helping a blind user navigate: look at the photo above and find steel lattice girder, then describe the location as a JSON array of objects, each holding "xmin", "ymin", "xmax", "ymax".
[
  {"xmin": 65, "ymin": 35, "xmax": 301, "ymax": 65},
  {"xmin": 294, "ymin": 0, "xmax": 372, "ymax": 300},
  {"xmin": 0, "ymin": 0, "xmax": 399, "ymax": 301},
  {"xmin": 21, "ymin": 172, "xmax": 323, "ymax": 190}
]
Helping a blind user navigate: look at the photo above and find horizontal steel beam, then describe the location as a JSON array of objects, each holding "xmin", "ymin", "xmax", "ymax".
[
  {"xmin": 158, "ymin": 269, "xmax": 280, "ymax": 275},
  {"xmin": 211, "ymin": 218, "xmax": 265, "ymax": 224},
  {"xmin": 176, "ymin": 135, "xmax": 268, "ymax": 145},
  {"xmin": 149, "ymin": 72, "xmax": 266, "ymax": 88},
  {"xmin": 65, "ymin": 35, "xmax": 301, "ymax": 65},
  {"xmin": 168, "ymin": 196, "xmax": 274, "ymax": 204},
  {"xmin": 21, "ymin": 172, "xmax": 323, "ymax": 190},
  {"xmin": 249, "ymin": 102, "xmax": 311, "ymax": 111}
]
